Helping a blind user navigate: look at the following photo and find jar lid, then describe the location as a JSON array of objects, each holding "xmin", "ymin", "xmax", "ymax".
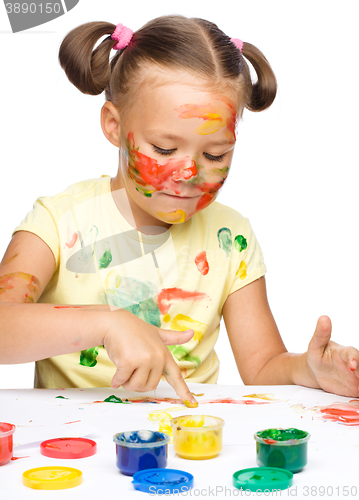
[
  {"xmin": 22, "ymin": 467, "xmax": 83, "ymax": 490},
  {"xmin": 132, "ymin": 468, "xmax": 194, "ymax": 493},
  {"xmin": 40, "ymin": 437, "xmax": 97, "ymax": 459},
  {"xmin": 233, "ymin": 467, "xmax": 293, "ymax": 492}
]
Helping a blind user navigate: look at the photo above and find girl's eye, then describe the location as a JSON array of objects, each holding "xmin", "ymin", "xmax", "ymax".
[
  {"xmin": 152, "ymin": 145, "xmax": 176, "ymax": 156},
  {"xmin": 203, "ymin": 152, "xmax": 226, "ymax": 162}
]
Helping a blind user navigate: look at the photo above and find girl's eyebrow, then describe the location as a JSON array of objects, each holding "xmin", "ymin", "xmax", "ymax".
[{"xmin": 148, "ymin": 131, "xmax": 235, "ymax": 147}]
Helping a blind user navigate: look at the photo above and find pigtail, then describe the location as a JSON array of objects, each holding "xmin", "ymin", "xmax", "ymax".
[
  {"xmin": 58, "ymin": 21, "xmax": 118, "ymax": 96},
  {"xmin": 241, "ymin": 42, "xmax": 277, "ymax": 112}
]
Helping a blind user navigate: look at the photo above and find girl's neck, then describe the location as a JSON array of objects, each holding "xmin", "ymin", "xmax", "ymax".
[{"xmin": 110, "ymin": 176, "xmax": 172, "ymax": 234}]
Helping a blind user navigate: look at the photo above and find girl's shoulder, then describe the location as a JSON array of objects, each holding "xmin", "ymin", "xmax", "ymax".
[
  {"xmin": 196, "ymin": 200, "xmax": 249, "ymax": 229},
  {"xmin": 48, "ymin": 175, "xmax": 110, "ymax": 204}
]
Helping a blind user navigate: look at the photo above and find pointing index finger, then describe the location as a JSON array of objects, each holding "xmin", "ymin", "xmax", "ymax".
[{"xmin": 163, "ymin": 355, "xmax": 198, "ymax": 408}]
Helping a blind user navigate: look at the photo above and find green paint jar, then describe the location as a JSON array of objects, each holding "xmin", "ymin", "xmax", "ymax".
[{"xmin": 254, "ymin": 428, "xmax": 310, "ymax": 473}]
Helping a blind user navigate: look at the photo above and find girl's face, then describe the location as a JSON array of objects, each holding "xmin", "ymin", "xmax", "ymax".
[{"xmin": 117, "ymin": 75, "xmax": 238, "ymax": 227}]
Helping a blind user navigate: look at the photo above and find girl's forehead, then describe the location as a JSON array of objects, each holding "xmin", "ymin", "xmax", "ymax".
[{"xmin": 125, "ymin": 78, "xmax": 239, "ymax": 126}]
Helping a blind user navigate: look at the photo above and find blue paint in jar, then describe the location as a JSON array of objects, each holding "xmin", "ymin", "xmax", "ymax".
[{"xmin": 113, "ymin": 430, "xmax": 170, "ymax": 476}]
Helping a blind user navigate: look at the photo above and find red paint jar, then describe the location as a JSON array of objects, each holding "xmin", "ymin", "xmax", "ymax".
[{"xmin": 0, "ymin": 422, "xmax": 16, "ymax": 465}]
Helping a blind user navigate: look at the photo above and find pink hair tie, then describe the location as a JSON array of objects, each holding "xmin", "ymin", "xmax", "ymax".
[
  {"xmin": 111, "ymin": 23, "xmax": 133, "ymax": 50},
  {"xmin": 231, "ymin": 38, "xmax": 243, "ymax": 53}
]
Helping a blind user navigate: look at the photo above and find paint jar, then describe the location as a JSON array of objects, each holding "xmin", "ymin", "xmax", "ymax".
[
  {"xmin": 254, "ymin": 428, "xmax": 310, "ymax": 473},
  {"xmin": 170, "ymin": 415, "xmax": 224, "ymax": 460},
  {"xmin": 113, "ymin": 430, "xmax": 170, "ymax": 476},
  {"xmin": 0, "ymin": 422, "xmax": 16, "ymax": 466}
]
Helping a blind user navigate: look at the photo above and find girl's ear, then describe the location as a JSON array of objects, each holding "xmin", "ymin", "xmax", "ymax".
[{"xmin": 101, "ymin": 101, "xmax": 121, "ymax": 148}]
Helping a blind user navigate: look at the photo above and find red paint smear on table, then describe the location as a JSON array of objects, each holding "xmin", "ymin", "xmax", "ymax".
[
  {"xmin": 65, "ymin": 232, "xmax": 78, "ymax": 249},
  {"xmin": 157, "ymin": 288, "xmax": 210, "ymax": 315},
  {"xmin": 63, "ymin": 420, "xmax": 81, "ymax": 425},
  {"xmin": 195, "ymin": 251, "xmax": 209, "ymax": 275},
  {"xmin": 11, "ymin": 456, "xmax": 30, "ymax": 460},
  {"xmin": 315, "ymin": 400, "xmax": 359, "ymax": 426},
  {"xmin": 93, "ymin": 397, "xmax": 268, "ymax": 405}
]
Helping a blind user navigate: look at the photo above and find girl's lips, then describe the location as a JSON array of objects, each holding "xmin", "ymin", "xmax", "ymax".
[{"xmin": 161, "ymin": 192, "xmax": 197, "ymax": 199}]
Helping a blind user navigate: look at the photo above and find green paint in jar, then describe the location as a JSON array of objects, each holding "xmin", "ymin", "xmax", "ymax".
[{"xmin": 254, "ymin": 428, "xmax": 310, "ymax": 473}]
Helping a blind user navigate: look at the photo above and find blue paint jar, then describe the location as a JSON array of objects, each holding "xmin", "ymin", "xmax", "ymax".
[{"xmin": 113, "ymin": 430, "xmax": 170, "ymax": 476}]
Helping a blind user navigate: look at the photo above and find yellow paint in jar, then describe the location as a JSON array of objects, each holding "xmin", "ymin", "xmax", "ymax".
[{"xmin": 170, "ymin": 415, "xmax": 224, "ymax": 460}]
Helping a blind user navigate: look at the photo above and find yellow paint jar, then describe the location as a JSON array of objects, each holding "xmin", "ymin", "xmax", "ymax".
[{"xmin": 170, "ymin": 415, "xmax": 224, "ymax": 460}]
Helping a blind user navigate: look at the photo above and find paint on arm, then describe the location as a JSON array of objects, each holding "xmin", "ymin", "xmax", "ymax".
[{"xmin": 0, "ymin": 272, "xmax": 41, "ymax": 303}]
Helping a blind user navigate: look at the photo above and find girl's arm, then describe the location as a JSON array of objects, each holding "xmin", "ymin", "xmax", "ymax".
[
  {"xmin": 0, "ymin": 231, "xmax": 197, "ymax": 406},
  {"xmin": 223, "ymin": 276, "xmax": 359, "ymax": 397}
]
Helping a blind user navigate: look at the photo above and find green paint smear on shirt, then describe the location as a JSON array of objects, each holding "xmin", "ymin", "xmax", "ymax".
[
  {"xmin": 168, "ymin": 344, "xmax": 190, "ymax": 360},
  {"xmin": 183, "ymin": 354, "xmax": 201, "ymax": 368},
  {"xmin": 79, "ymin": 346, "xmax": 103, "ymax": 367},
  {"xmin": 105, "ymin": 277, "xmax": 161, "ymax": 328},
  {"xmin": 55, "ymin": 395, "xmax": 69, "ymax": 399},
  {"xmin": 168, "ymin": 346, "xmax": 201, "ymax": 368},
  {"xmin": 257, "ymin": 428, "xmax": 309, "ymax": 441},
  {"xmin": 234, "ymin": 234, "xmax": 247, "ymax": 253},
  {"xmin": 99, "ymin": 249, "xmax": 112, "ymax": 269},
  {"xmin": 104, "ymin": 395, "xmax": 131, "ymax": 404},
  {"xmin": 217, "ymin": 227, "xmax": 232, "ymax": 257}
]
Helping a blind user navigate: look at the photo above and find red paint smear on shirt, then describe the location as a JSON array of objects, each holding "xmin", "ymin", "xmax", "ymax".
[
  {"xmin": 65, "ymin": 232, "xmax": 78, "ymax": 249},
  {"xmin": 195, "ymin": 251, "xmax": 209, "ymax": 275},
  {"xmin": 157, "ymin": 288, "xmax": 210, "ymax": 315}
]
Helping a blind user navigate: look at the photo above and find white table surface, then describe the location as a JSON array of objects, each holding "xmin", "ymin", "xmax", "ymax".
[{"xmin": 1, "ymin": 382, "xmax": 359, "ymax": 499}]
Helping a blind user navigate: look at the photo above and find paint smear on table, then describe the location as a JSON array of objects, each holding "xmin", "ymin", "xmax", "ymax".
[
  {"xmin": 291, "ymin": 400, "xmax": 359, "ymax": 426},
  {"xmin": 11, "ymin": 456, "xmax": 30, "ymax": 460},
  {"xmin": 91, "ymin": 396, "xmax": 269, "ymax": 405},
  {"xmin": 244, "ymin": 393, "xmax": 283, "ymax": 402}
]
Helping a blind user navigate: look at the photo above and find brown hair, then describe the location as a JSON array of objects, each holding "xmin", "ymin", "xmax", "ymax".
[{"xmin": 58, "ymin": 15, "xmax": 277, "ymax": 116}]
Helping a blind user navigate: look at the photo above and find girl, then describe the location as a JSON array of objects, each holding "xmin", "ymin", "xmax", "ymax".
[{"xmin": 0, "ymin": 15, "xmax": 358, "ymax": 404}]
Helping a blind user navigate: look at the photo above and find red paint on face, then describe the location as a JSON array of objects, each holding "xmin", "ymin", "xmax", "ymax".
[
  {"xmin": 195, "ymin": 251, "xmax": 209, "ymax": 275},
  {"xmin": 126, "ymin": 133, "xmax": 197, "ymax": 195},
  {"xmin": 157, "ymin": 287, "xmax": 210, "ymax": 315}
]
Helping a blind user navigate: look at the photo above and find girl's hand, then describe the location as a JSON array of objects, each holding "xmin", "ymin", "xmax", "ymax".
[
  {"xmin": 103, "ymin": 309, "xmax": 198, "ymax": 406},
  {"xmin": 306, "ymin": 315, "xmax": 359, "ymax": 397}
]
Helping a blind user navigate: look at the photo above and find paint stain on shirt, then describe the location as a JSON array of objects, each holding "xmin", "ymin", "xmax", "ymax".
[
  {"xmin": 195, "ymin": 251, "xmax": 209, "ymax": 275},
  {"xmin": 217, "ymin": 228, "xmax": 232, "ymax": 257}
]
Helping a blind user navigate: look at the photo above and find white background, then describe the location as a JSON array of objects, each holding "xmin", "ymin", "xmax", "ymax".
[{"xmin": 0, "ymin": 0, "xmax": 358, "ymax": 389}]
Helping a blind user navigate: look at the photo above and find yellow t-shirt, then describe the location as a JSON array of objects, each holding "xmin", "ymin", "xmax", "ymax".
[{"xmin": 12, "ymin": 175, "xmax": 267, "ymax": 388}]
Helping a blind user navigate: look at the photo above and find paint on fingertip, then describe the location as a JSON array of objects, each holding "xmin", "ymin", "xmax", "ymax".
[{"xmin": 184, "ymin": 400, "xmax": 198, "ymax": 408}]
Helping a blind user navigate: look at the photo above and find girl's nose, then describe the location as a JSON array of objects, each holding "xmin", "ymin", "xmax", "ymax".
[{"xmin": 171, "ymin": 159, "xmax": 197, "ymax": 181}]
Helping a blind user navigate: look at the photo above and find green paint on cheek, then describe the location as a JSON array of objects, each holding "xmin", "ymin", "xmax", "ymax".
[
  {"xmin": 234, "ymin": 234, "xmax": 247, "ymax": 253},
  {"xmin": 79, "ymin": 346, "xmax": 102, "ymax": 367},
  {"xmin": 104, "ymin": 395, "xmax": 131, "ymax": 404},
  {"xmin": 99, "ymin": 249, "xmax": 112, "ymax": 269},
  {"xmin": 217, "ymin": 227, "xmax": 232, "ymax": 257}
]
